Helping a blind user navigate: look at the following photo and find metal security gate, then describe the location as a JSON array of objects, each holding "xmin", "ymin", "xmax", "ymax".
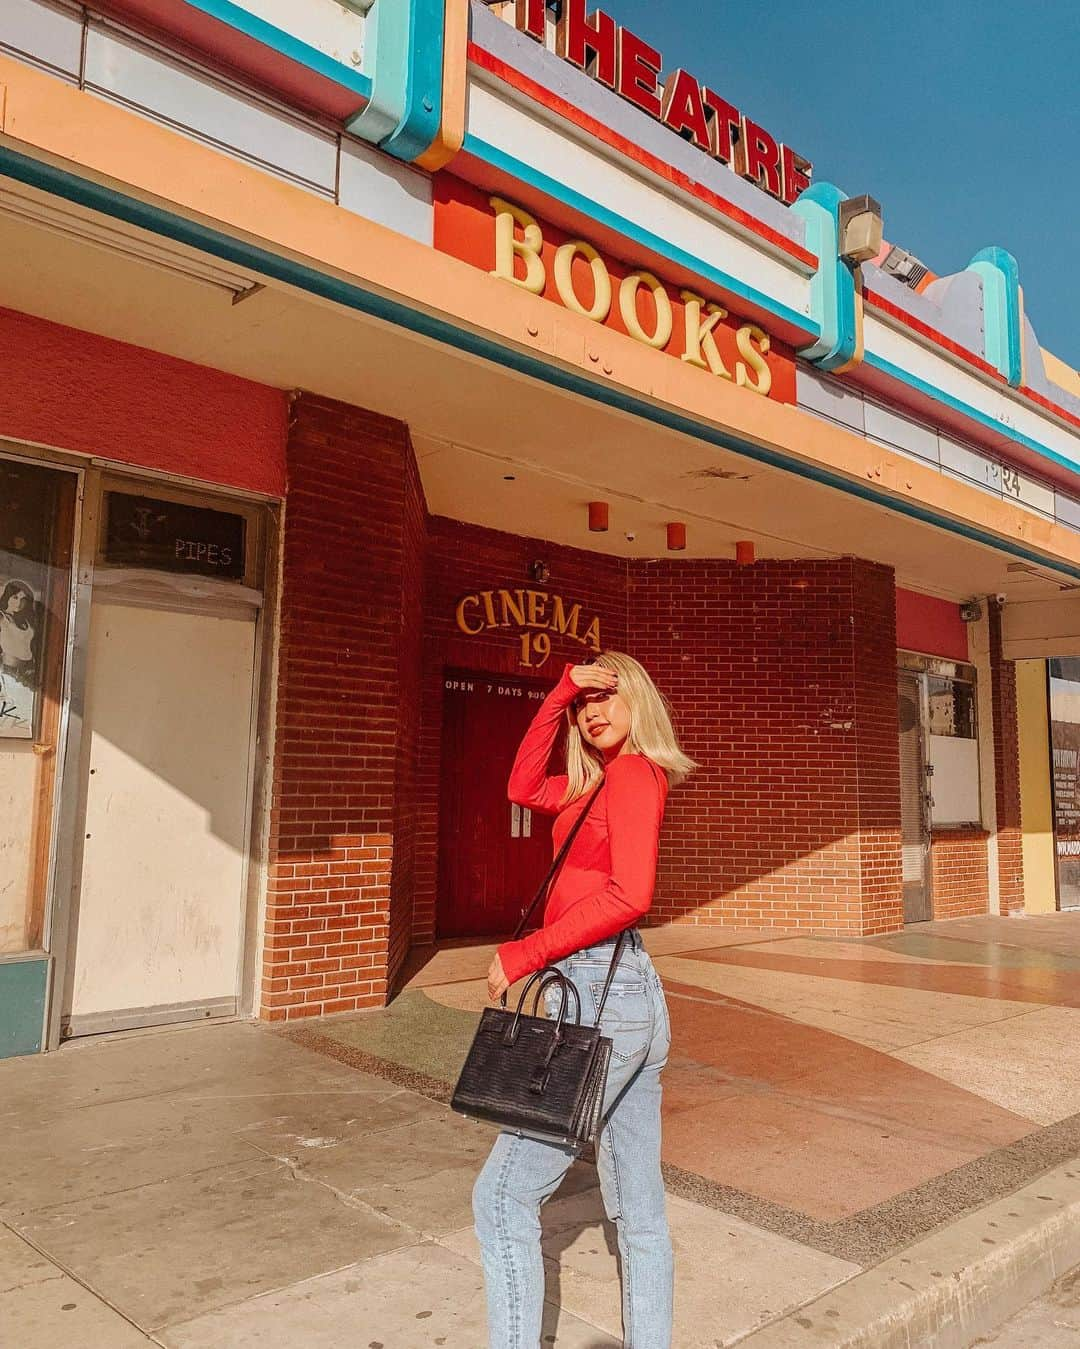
[{"xmin": 898, "ymin": 671, "xmax": 932, "ymax": 922}]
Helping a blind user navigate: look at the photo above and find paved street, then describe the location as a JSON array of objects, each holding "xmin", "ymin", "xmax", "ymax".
[{"xmin": 976, "ymin": 1267, "xmax": 1080, "ymax": 1346}]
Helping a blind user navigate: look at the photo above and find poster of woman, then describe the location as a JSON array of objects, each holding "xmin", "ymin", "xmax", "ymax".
[{"xmin": 0, "ymin": 577, "xmax": 39, "ymax": 739}]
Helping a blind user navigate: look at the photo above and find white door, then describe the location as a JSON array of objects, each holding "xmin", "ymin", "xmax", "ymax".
[{"xmin": 65, "ymin": 598, "xmax": 257, "ymax": 1034}]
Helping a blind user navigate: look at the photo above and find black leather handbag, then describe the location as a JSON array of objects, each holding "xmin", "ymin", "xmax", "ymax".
[{"xmin": 450, "ymin": 777, "xmax": 630, "ymax": 1148}]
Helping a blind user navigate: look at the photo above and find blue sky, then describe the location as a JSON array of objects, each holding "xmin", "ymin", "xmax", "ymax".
[{"xmin": 604, "ymin": 0, "xmax": 1079, "ymax": 368}]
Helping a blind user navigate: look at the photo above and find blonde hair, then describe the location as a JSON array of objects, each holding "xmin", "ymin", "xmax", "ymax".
[{"xmin": 562, "ymin": 651, "xmax": 697, "ymax": 804}]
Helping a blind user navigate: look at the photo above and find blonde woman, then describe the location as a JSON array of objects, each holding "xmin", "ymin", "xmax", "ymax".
[{"xmin": 473, "ymin": 652, "xmax": 695, "ymax": 1349}]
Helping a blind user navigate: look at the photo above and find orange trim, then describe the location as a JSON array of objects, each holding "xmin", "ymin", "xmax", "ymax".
[
  {"xmin": 466, "ymin": 41, "xmax": 818, "ymax": 272},
  {"xmin": 416, "ymin": 0, "xmax": 467, "ymax": 171}
]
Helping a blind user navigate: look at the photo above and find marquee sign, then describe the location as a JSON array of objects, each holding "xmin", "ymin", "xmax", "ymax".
[
  {"xmin": 434, "ymin": 177, "xmax": 797, "ymax": 404},
  {"xmin": 511, "ymin": 0, "xmax": 813, "ymax": 206}
]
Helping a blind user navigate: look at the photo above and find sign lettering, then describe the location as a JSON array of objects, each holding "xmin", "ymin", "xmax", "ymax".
[
  {"xmin": 104, "ymin": 493, "xmax": 246, "ymax": 580},
  {"xmin": 455, "ymin": 587, "xmax": 602, "ymax": 670},
  {"xmin": 433, "ymin": 178, "xmax": 796, "ymax": 404},
  {"xmin": 488, "ymin": 196, "xmax": 775, "ymax": 397},
  {"xmin": 510, "ymin": 0, "xmax": 812, "ymax": 206}
]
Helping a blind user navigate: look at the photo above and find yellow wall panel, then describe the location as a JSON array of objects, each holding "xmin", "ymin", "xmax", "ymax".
[{"xmin": 1016, "ymin": 658, "xmax": 1057, "ymax": 913}]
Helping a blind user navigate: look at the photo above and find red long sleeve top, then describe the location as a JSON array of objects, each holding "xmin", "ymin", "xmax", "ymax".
[{"xmin": 497, "ymin": 664, "xmax": 668, "ymax": 986}]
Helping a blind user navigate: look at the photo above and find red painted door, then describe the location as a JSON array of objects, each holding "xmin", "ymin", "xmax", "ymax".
[{"xmin": 438, "ymin": 670, "xmax": 557, "ymax": 939}]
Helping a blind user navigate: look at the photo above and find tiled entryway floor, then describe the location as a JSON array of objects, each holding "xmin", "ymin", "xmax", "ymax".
[
  {"xmin": 294, "ymin": 914, "xmax": 1080, "ymax": 1265},
  {"xmin": 6, "ymin": 914, "xmax": 1080, "ymax": 1346}
]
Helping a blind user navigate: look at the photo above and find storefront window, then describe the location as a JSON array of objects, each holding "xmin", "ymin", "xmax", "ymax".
[
  {"xmin": 926, "ymin": 676, "xmax": 976, "ymax": 739},
  {"xmin": 1049, "ymin": 658, "xmax": 1080, "ymax": 909},
  {"xmin": 925, "ymin": 673, "xmax": 980, "ymax": 827},
  {"xmin": 0, "ymin": 456, "xmax": 76, "ymax": 953}
]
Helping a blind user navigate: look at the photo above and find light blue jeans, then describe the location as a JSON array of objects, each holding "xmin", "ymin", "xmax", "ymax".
[{"xmin": 472, "ymin": 930, "xmax": 673, "ymax": 1348}]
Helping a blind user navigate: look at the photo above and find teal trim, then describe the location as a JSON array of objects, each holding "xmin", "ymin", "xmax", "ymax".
[
  {"xmin": 383, "ymin": 0, "xmax": 445, "ymax": 161},
  {"xmin": 181, "ymin": 0, "xmax": 372, "ymax": 101},
  {"xmin": 0, "ymin": 958, "xmax": 48, "ymax": 1058},
  {"xmin": 863, "ymin": 351, "xmax": 1080, "ymax": 479},
  {"xmin": 968, "ymin": 247, "xmax": 1023, "ymax": 388},
  {"xmin": 348, "ymin": 0, "xmax": 443, "ymax": 162},
  {"xmin": 463, "ymin": 133, "xmax": 818, "ymax": 340},
  {"xmin": 3, "ymin": 146, "xmax": 1079, "ymax": 584},
  {"xmin": 790, "ymin": 182, "xmax": 858, "ymax": 371}
]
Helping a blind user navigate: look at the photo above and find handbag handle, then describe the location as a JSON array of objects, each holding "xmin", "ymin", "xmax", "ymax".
[
  {"xmin": 591, "ymin": 929, "xmax": 629, "ymax": 1023},
  {"xmin": 515, "ymin": 935, "xmax": 634, "ymax": 1037},
  {"xmin": 531, "ymin": 971, "xmax": 581, "ymax": 1022},
  {"xmin": 504, "ymin": 968, "xmax": 579, "ymax": 1044}
]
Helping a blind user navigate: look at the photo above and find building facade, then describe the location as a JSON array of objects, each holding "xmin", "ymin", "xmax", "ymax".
[{"xmin": 2, "ymin": 0, "xmax": 1080, "ymax": 1056}]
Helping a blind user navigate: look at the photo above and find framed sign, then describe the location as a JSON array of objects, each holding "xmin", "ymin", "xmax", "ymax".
[{"xmin": 104, "ymin": 492, "xmax": 246, "ymax": 580}]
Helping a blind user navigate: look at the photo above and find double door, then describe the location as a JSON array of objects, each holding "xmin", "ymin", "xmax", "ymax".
[{"xmin": 437, "ymin": 671, "xmax": 555, "ymax": 939}]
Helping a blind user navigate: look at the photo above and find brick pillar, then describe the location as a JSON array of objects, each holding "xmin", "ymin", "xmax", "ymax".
[
  {"xmin": 851, "ymin": 559, "xmax": 905, "ymax": 932},
  {"xmin": 387, "ymin": 444, "xmax": 427, "ymax": 982},
  {"xmin": 629, "ymin": 556, "xmax": 903, "ymax": 934},
  {"xmin": 261, "ymin": 394, "xmax": 425, "ymax": 1021},
  {"xmin": 988, "ymin": 601, "xmax": 1025, "ymax": 913}
]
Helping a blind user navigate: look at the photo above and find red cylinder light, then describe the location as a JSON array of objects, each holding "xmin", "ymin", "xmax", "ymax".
[
  {"xmin": 736, "ymin": 540, "xmax": 755, "ymax": 565},
  {"xmin": 588, "ymin": 501, "xmax": 610, "ymax": 532},
  {"xmin": 667, "ymin": 522, "xmax": 687, "ymax": 551}
]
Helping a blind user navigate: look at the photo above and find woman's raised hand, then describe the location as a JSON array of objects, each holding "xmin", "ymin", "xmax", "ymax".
[{"xmin": 568, "ymin": 663, "xmax": 618, "ymax": 692}]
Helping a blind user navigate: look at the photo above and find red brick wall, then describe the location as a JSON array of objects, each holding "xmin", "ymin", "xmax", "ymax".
[
  {"xmin": 410, "ymin": 531, "xmax": 905, "ymax": 945},
  {"xmin": 262, "ymin": 394, "xmax": 419, "ymax": 1020},
  {"xmin": 989, "ymin": 602, "xmax": 1025, "ymax": 914},
  {"xmin": 930, "ymin": 829, "xmax": 990, "ymax": 919},
  {"xmin": 413, "ymin": 517, "xmax": 629, "ymax": 946},
  {"xmin": 264, "ymin": 427, "xmax": 1011, "ymax": 1004},
  {"xmin": 629, "ymin": 556, "xmax": 903, "ymax": 934},
  {"xmin": 853, "ymin": 565, "xmax": 906, "ymax": 932},
  {"xmin": 388, "ymin": 444, "xmax": 428, "ymax": 986}
]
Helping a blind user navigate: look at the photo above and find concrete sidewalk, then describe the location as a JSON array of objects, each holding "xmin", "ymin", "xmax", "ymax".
[{"xmin": 5, "ymin": 914, "xmax": 1080, "ymax": 1347}]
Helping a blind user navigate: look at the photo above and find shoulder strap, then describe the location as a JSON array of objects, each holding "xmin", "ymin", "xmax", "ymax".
[{"xmin": 511, "ymin": 776, "xmax": 605, "ymax": 941}]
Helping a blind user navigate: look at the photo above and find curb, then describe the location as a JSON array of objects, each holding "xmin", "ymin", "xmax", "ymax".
[{"xmin": 730, "ymin": 1158, "xmax": 1080, "ymax": 1348}]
